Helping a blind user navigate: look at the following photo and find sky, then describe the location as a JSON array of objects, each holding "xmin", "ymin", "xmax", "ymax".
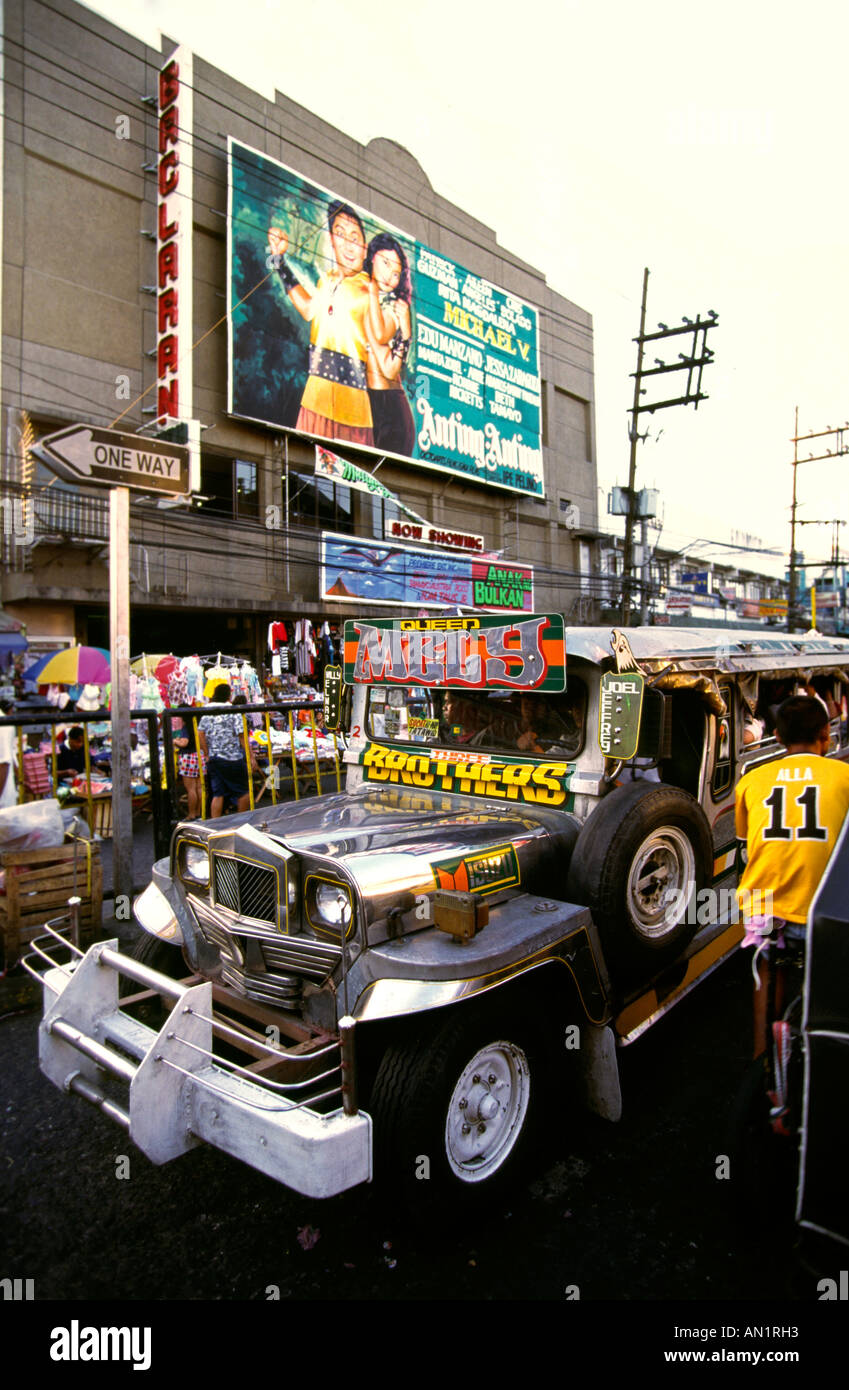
[{"xmin": 83, "ymin": 0, "xmax": 849, "ymax": 580}]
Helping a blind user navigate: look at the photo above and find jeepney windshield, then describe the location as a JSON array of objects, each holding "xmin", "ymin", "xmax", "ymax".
[{"xmin": 367, "ymin": 681, "xmax": 587, "ymax": 759}]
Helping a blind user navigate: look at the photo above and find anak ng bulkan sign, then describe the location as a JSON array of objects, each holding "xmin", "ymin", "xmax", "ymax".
[
  {"xmin": 228, "ymin": 140, "xmax": 544, "ymax": 498},
  {"xmin": 322, "ymin": 532, "xmax": 534, "ymax": 612}
]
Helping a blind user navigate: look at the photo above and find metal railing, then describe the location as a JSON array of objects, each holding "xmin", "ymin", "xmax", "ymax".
[{"xmin": 2, "ymin": 700, "xmax": 346, "ymax": 862}]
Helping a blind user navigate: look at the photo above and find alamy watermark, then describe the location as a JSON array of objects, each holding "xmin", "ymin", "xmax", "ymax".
[
  {"xmin": 0, "ymin": 497, "xmax": 34, "ymax": 547},
  {"xmin": 50, "ymin": 1319, "xmax": 151, "ymax": 1370},
  {"xmin": 663, "ymin": 886, "xmax": 773, "ymax": 928}
]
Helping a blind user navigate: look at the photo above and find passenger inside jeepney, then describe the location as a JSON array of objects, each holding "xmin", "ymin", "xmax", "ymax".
[
  {"xmin": 434, "ymin": 686, "xmax": 585, "ymax": 757},
  {"xmin": 440, "ymin": 692, "xmax": 479, "ymax": 743},
  {"xmin": 506, "ymin": 688, "xmax": 584, "ymax": 758}
]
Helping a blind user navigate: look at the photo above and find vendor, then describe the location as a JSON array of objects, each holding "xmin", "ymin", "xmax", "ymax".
[
  {"xmin": 56, "ymin": 726, "xmax": 87, "ymax": 781},
  {"xmin": 0, "ymin": 697, "xmax": 17, "ymax": 808}
]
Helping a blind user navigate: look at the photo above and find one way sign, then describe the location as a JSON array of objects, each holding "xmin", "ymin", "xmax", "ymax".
[{"xmin": 34, "ymin": 424, "xmax": 190, "ymax": 496}]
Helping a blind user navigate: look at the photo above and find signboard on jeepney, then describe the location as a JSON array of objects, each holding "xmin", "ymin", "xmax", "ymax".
[
  {"xmin": 598, "ymin": 671, "xmax": 645, "ymax": 760},
  {"xmin": 361, "ymin": 743, "xmax": 573, "ymax": 808},
  {"xmin": 322, "ymin": 665, "xmax": 343, "ymax": 729},
  {"xmin": 227, "ymin": 140, "xmax": 543, "ymax": 498},
  {"xmin": 322, "ymin": 532, "xmax": 533, "ymax": 612},
  {"xmin": 343, "ymin": 615, "xmax": 566, "ymax": 691}
]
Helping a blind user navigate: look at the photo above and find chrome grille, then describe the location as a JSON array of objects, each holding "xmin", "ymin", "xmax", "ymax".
[
  {"xmin": 189, "ymin": 894, "xmax": 342, "ymax": 993},
  {"xmin": 213, "ymin": 854, "xmax": 277, "ymax": 924},
  {"xmin": 220, "ymin": 962, "xmax": 304, "ymax": 1008},
  {"xmin": 261, "ymin": 937, "xmax": 342, "ymax": 981}
]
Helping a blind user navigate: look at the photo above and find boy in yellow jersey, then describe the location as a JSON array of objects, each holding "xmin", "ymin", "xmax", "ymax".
[{"xmin": 736, "ymin": 695, "xmax": 849, "ymax": 1054}]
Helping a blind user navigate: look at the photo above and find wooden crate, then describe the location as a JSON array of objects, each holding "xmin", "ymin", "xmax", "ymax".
[{"xmin": 0, "ymin": 842, "xmax": 102, "ymax": 967}]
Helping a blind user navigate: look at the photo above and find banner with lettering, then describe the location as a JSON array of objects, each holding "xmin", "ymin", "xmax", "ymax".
[
  {"xmin": 342, "ymin": 615, "xmax": 566, "ymax": 690},
  {"xmin": 322, "ymin": 533, "xmax": 534, "ymax": 613},
  {"xmin": 228, "ymin": 139, "xmax": 543, "ymax": 498}
]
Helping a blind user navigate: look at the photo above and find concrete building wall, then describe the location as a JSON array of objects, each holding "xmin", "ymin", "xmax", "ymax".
[{"xmin": 1, "ymin": 0, "xmax": 598, "ymax": 656}]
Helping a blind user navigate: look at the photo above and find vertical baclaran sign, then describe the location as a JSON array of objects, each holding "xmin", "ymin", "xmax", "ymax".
[
  {"xmin": 157, "ymin": 47, "xmax": 193, "ymax": 427},
  {"xmin": 227, "ymin": 141, "xmax": 543, "ymax": 498}
]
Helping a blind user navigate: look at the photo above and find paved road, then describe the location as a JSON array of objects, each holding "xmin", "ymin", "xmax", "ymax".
[{"xmin": 0, "ymin": 948, "xmax": 826, "ymax": 1309}]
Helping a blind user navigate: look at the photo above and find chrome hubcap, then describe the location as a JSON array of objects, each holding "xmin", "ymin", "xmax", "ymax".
[
  {"xmin": 445, "ymin": 1042, "xmax": 530, "ymax": 1182},
  {"xmin": 626, "ymin": 826, "xmax": 696, "ymax": 939}
]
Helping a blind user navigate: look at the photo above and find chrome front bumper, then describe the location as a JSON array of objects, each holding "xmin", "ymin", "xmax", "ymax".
[{"xmin": 32, "ymin": 934, "xmax": 372, "ymax": 1199}]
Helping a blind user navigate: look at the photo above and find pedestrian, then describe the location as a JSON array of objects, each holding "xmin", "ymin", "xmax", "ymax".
[
  {"xmin": 0, "ymin": 697, "xmax": 18, "ymax": 809},
  {"xmin": 735, "ymin": 694, "xmax": 849, "ymax": 1054},
  {"xmin": 173, "ymin": 709, "xmax": 206, "ymax": 820},
  {"xmin": 197, "ymin": 683, "xmax": 251, "ymax": 817},
  {"xmin": 56, "ymin": 725, "xmax": 87, "ymax": 781}
]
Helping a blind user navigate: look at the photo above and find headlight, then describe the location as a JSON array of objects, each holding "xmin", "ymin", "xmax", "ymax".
[
  {"xmin": 181, "ymin": 843, "xmax": 210, "ymax": 885},
  {"xmin": 133, "ymin": 882, "xmax": 182, "ymax": 942},
  {"xmin": 313, "ymin": 881, "xmax": 352, "ymax": 928}
]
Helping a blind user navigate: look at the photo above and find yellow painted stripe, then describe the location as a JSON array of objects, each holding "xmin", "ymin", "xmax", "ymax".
[
  {"xmin": 614, "ymin": 920, "xmax": 744, "ymax": 1039},
  {"xmin": 712, "ymin": 847, "xmax": 737, "ymax": 876}
]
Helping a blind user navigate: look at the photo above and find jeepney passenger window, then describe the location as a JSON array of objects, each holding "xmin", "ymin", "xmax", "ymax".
[
  {"xmin": 365, "ymin": 683, "xmax": 586, "ymax": 758},
  {"xmin": 366, "ymin": 687, "xmax": 437, "ymax": 742},
  {"xmin": 438, "ymin": 683, "xmax": 586, "ymax": 757}
]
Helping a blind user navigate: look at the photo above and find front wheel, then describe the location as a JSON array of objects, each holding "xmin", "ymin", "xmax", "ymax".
[{"xmin": 368, "ymin": 1003, "xmax": 546, "ymax": 1203}]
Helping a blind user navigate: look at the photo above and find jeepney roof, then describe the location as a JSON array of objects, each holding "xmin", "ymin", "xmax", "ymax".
[{"xmin": 566, "ymin": 626, "xmax": 849, "ymax": 677}]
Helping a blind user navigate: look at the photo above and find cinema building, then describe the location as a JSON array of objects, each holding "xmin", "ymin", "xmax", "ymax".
[{"xmin": 0, "ymin": 0, "xmax": 599, "ymax": 670}]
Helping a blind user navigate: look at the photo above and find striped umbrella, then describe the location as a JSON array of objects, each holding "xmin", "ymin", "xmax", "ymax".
[
  {"xmin": 22, "ymin": 645, "xmax": 111, "ymax": 685},
  {"xmin": 130, "ymin": 654, "xmax": 179, "ymax": 682}
]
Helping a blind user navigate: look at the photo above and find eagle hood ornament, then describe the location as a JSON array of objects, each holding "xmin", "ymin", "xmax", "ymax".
[{"xmin": 610, "ymin": 629, "xmax": 639, "ymax": 673}]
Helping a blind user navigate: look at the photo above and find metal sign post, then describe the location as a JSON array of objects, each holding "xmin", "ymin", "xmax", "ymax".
[
  {"xmin": 34, "ymin": 423, "xmax": 191, "ymax": 913},
  {"xmin": 109, "ymin": 487, "xmax": 133, "ymax": 910}
]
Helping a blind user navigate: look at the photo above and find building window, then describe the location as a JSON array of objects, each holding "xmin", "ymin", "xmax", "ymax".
[
  {"xmin": 289, "ymin": 475, "xmax": 354, "ymax": 534},
  {"xmin": 199, "ymin": 455, "xmax": 260, "ymax": 521}
]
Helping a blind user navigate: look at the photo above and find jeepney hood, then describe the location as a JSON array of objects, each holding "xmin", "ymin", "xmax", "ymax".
[{"xmin": 182, "ymin": 785, "xmax": 579, "ymax": 941}]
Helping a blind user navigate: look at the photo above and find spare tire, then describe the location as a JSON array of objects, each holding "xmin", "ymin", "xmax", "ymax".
[{"xmin": 566, "ymin": 780, "xmax": 713, "ymax": 977}]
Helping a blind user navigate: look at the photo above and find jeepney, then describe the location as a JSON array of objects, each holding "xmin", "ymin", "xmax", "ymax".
[{"xmin": 30, "ymin": 618, "xmax": 849, "ymax": 1201}]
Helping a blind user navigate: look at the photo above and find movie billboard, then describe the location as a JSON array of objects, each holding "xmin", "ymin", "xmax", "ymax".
[
  {"xmin": 227, "ymin": 139, "xmax": 544, "ymax": 498},
  {"xmin": 321, "ymin": 533, "xmax": 534, "ymax": 612}
]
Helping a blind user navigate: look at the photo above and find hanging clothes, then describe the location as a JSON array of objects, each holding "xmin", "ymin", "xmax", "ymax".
[
  {"xmin": 167, "ymin": 668, "xmax": 189, "ymax": 707},
  {"xmin": 203, "ymin": 653, "xmax": 231, "ymax": 700},
  {"xmin": 181, "ymin": 656, "xmax": 204, "ymax": 703},
  {"xmin": 294, "ymin": 620, "xmax": 317, "ymax": 680},
  {"xmin": 268, "ymin": 620, "xmax": 288, "ymax": 651},
  {"xmin": 139, "ymin": 675, "xmax": 164, "ymax": 712}
]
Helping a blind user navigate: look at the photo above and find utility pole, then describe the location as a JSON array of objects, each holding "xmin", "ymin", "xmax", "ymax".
[
  {"xmin": 621, "ymin": 269, "xmax": 649, "ymax": 624},
  {"xmin": 619, "ymin": 269, "xmax": 719, "ymax": 624},
  {"xmin": 787, "ymin": 411, "xmax": 849, "ymax": 632},
  {"xmin": 793, "ymin": 516, "xmax": 846, "ymax": 628}
]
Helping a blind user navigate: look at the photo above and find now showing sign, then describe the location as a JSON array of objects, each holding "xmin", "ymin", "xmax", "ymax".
[{"xmin": 34, "ymin": 425, "xmax": 190, "ymax": 496}]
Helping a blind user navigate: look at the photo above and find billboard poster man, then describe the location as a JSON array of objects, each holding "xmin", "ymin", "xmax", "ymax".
[
  {"xmin": 228, "ymin": 140, "xmax": 544, "ymax": 498},
  {"xmin": 230, "ymin": 144, "xmax": 416, "ymax": 453},
  {"xmin": 267, "ymin": 208, "xmax": 414, "ymax": 450}
]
